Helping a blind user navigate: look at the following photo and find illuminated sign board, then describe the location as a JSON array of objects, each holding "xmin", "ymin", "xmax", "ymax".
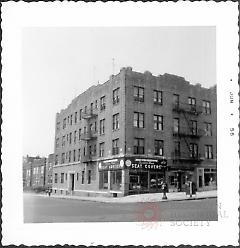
[
  {"xmin": 125, "ymin": 158, "xmax": 167, "ymax": 171},
  {"xmin": 98, "ymin": 157, "xmax": 167, "ymax": 171},
  {"xmin": 98, "ymin": 158, "xmax": 124, "ymax": 171}
]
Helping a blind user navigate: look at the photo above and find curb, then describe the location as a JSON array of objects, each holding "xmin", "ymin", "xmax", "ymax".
[{"xmin": 27, "ymin": 193, "xmax": 217, "ymax": 204}]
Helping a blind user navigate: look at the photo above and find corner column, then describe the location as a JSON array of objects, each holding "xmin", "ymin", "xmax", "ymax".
[{"xmin": 122, "ymin": 169, "xmax": 129, "ymax": 196}]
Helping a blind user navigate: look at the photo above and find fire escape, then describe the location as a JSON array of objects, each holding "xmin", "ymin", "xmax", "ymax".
[
  {"xmin": 80, "ymin": 107, "xmax": 98, "ymax": 163},
  {"xmin": 172, "ymin": 101, "xmax": 204, "ymax": 164}
]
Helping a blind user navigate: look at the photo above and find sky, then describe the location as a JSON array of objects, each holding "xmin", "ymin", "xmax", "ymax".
[{"xmin": 22, "ymin": 26, "xmax": 216, "ymax": 157}]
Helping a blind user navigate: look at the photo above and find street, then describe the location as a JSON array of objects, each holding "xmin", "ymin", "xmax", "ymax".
[{"xmin": 23, "ymin": 194, "xmax": 218, "ymax": 223}]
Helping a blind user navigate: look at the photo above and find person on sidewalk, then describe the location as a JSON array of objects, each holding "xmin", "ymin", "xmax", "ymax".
[{"xmin": 47, "ymin": 188, "xmax": 51, "ymax": 197}]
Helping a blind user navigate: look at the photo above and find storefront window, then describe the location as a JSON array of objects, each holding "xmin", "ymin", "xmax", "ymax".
[
  {"xmin": 150, "ymin": 172, "xmax": 164, "ymax": 191},
  {"xmin": 204, "ymin": 169, "xmax": 217, "ymax": 186},
  {"xmin": 129, "ymin": 171, "xmax": 148, "ymax": 192},
  {"xmin": 110, "ymin": 171, "xmax": 122, "ymax": 190},
  {"xmin": 99, "ymin": 171, "xmax": 108, "ymax": 189}
]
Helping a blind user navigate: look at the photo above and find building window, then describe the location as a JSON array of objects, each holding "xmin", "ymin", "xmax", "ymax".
[
  {"xmin": 55, "ymin": 155, "xmax": 58, "ymax": 165},
  {"xmin": 188, "ymin": 97, "xmax": 196, "ymax": 111},
  {"xmin": 94, "ymin": 121, "xmax": 97, "ymax": 132},
  {"xmin": 61, "ymin": 153, "xmax": 65, "ymax": 164},
  {"xmin": 112, "ymin": 138, "xmax": 119, "ymax": 155},
  {"xmin": 134, "ymin": 86, "xmax": 144, "ymax": 102},
  {"xmin": 174, "ymin": 141, "xmax": 181, "ymax": 156},
  {"xmin": 113, "ymin": 113, "xmax": 120, "ymax": 130},
  {"xmin": 70, "ymin": 114, "xmax": 73, "ymax": 125},
  {"xmin": 79, "ymin": 109, "xmax": 82, "ymax": 120},
  {"xmin": 190, "ymin": 120, "xmax": 198, "ymax": 135},
  {"xmin": 62, "ymin": 136, "xmax": 66, "ymax": 147},
  {"xmin": 60, "ymin": 173, "xmax": 64, "ymax": 183},
  {"xmin": 90, "ymin": 102, "xmax": 94, "ymax": 112},
  {"xmin": 84, "ymin": 126, "xmax": 86, "ymax": 134},
  {"xmin": 99, "ymin": 142, "xmax": 105, "ymax": 157},
  {"xmin": 188, "ymin": 97, "xmax": 196, "ymax": 106},
  {"xmin": 81, "ymin": 171, "xmax": 85, "ymax": 184},
  {"xmin": 67, "ymin": 116, "xmax": 70, "ymax": 124},
  {"xmin": 113, "ymin": 87, "xmax": 120, "ymax": 104},
  {"xmin": 79, "ymin": 129, "xmax": 81, "ymax": 140},
  {"xmin": 76, "ymin": 149, "xmax": 80, "ymax": 162},
  {"xmin": 100, "ymin": 119, "xmax": 105, "ymax": 135},
  {"xmin": 74, "ymin": 112, "xmax": 78, "ymax": 124},
  {"xmin": 90, "ymin": 123, "xmax": 93, "ymax": 132},
  {"xmin": 54, "ymin": 173, "xmax": 58, "ymax": 183},
  {"xmin": 100, "ymin": 96, "xmax": 106, "ymax": 110},
  {"xmin": 205, "ymin": 145, "xmax": 213, "ymax": 159},
  {"xmin": 73, "ymin": 150, "xmax": 76, "ymax": 162},
  {"xmin": 63, "ymin": 118, "xmax": 66, "ymax": 129},
  {"xmin": 189, "ymin": 143, "xmax": 198, "ymax": 158},
  {"xmin": 56, "ymin": 121, "xmax": 60, "ymax": 132},
  {"xmin": 173, "ymin": 94, "xmax": 180, "ymax": 107},
  {"xmin": 88, "ymin": 170, "xmax": 91, "ymax": 184},
  {"xmin": 133, "ymin": 112, "xmax": 144, "ymax": 128},
  {"xmin": 154, "ymin": 115, "xmax": 163, "ymax": 131},
  {"xmin": 68, "ymin": 151, "xmax": 71, "ymax": 163},
  {"xmin": 89, "ymin": 145, "xmax": 92, "ymax": 156},
  {"xmin": 69, "ymin": 132, "xmax": 72, "ymax": 144},
  {"xmin": 204, "ymin": 122, "xmax": 212, "ymax": 136},
  {"xmin": 153, "ymin": 90, "xmax": 162, "ymax": 104},
  {"xmin": 173, "ymin": 118, "xmax": 179, "ymax": 133},
  {"xmin": 74, "ymin": 130, "xmax": 77, "ymax": 143},
  {"xmin": 93, "ymin": 144, "xmax": 97, "ymax": 155},
  {"xmin": 56, "ymin": 138, "xmax": 60, "ymax": 148},
  {"xmin": 134, "ymin": 138, "xmax": 145, "ymax": 154},
  {"xmin": 84, "ymin": 106, "xmax": 87, "ymax": 113},
  {"xmin": 202, "ymin": 100, "xmax": 211, "ymax": 114},
  {"xmin": 95, "ymin": 100, "xmax": 98, "ymax": 109},
  {"xmin": 65, "ymin": 152, "xmax": 68, "ymax": 161},
  {"xmin": 154, "ymin": 140, "xmax": 164, "ymax": 156}
]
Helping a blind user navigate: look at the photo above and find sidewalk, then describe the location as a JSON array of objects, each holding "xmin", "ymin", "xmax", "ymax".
[{"xmin": 27, "ymin": 190, "xmax": 217, "ymax": 204}]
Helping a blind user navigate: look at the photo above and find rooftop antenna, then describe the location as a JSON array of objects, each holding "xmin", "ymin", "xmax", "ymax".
[
  {"xmin": 93, "ymin": 65, "xmax": 96, "ymax": 83},
  {"xmin": 112, "ymin": 58, "xmax": 115, "ymax": 75}
]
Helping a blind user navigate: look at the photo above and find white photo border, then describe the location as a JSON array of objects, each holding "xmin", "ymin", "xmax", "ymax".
[{"xmin": 1, "ymin": 1, "xmax": 239, "ymax": 246}]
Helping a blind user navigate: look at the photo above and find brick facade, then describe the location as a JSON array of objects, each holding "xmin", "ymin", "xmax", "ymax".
[{"xmin": 52, "ymin": 67, "xmax": 217, "ymax": 197}]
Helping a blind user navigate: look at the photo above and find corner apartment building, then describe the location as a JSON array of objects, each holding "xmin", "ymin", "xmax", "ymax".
[{"xmin": 52, "ymin": 67, "xmax": 216, "ymax": 197}]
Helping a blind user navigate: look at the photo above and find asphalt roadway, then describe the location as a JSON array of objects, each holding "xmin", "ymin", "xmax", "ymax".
[{"xmin": 23, "ymin": 194, "xmax": 218, "ymax": 223}]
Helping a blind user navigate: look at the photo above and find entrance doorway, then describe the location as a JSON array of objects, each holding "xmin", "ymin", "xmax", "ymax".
[
  {"xmin": 70, "ymin": 173, "xmax": 75, "ymax": 191},
  {"xmin": 199, "ymin": 175, "xmax": 202, "ymax": 188}
]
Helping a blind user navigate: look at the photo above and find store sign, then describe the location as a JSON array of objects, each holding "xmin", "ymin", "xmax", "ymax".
[
  {"xmin": 98, "ymin": 158, "xmax": 124, "ymax": 171},
  {"xmin": 125, "ymin": 158, "xmax": 167, "ymax": 171}
]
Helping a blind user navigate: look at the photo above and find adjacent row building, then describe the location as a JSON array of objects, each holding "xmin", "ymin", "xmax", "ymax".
[
  {"xmin": 52, "ymin": 67, "xmax": 217, "ymax": 197},
  {"xmin": 22, "ymin": 154, "xmax": 54, "ymax": 191}
]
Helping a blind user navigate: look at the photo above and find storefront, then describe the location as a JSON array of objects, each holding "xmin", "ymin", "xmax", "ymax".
[
  {"xmin": 125, "ymin": 157, "xmax": 167, "ymax": 195},
  {"xmin": 98, "ymin": 158, "xmax": 124, "ymax": 193},
  {"xmin": 196, "ymin": 167, "xmax": 217, "ymax": 191},
  {"xmin": 167, "ymin": 166, "xmax": 195, "ymax": 192},
  {"xmin": 98, "ymin": 157, "xmax": 167, "ymax": 196}
]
